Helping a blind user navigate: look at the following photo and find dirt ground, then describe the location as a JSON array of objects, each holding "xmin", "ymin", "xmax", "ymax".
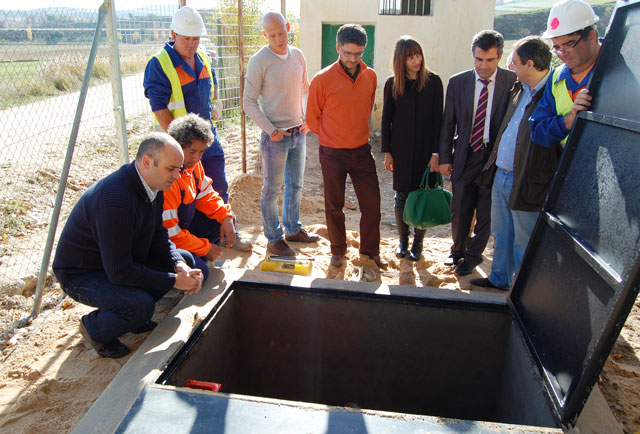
[{"xmin": 0, "ymin": 130, "xmax": 638, "ymax": 433}]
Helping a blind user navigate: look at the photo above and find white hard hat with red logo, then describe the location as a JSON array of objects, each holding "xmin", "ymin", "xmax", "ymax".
[
  {"xmin": 171, "ymin": 6, "xmax": 207, "ymax": 37},
  {"xmin": 542, "ymin": 0, "xmax": 599, "ymax": 39}
]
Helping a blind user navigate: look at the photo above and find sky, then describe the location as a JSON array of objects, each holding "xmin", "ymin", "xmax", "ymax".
[{"xmin": 2, "ymin": 0, "xmax": 300, "ymax": 16}]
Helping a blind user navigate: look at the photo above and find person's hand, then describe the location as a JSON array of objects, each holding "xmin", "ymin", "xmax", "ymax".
[
  {"xmin": 384, "ymin": 153, "xmax": 394, "ymax": 172},
  {"xmin": 174, "ymin": 265, "xmax": 203, "ymax": 294},
  {"xmin": 175, "ymin": 261, "xmax": 190, "ymax": 275},
  {"xmin": 270, "ymin": 129, "xmax": 291, "ymax": 142},
  {"xmin": 428, "ymin": 154, "xmax": 439, "ymax": 172},
  {"xmin": 205, "ymin": 243, "xmax": 223, "ymax": 262},
  {"xmin": 299, "ymin": 123, "xmax": 310, "ymax": 135},
  {"xmin": 182, "ymin": 269, "xmax": 204, "ymax": 295},
  {"xmin": 439, "ymin": 163, "xmax": 453, "ymax": 177},
  {"xmin": 211, "ymin": 100, "xmax": 222, "ymax": 121},
  {"xmin": 564, "ymin": 88, "xmax": 592, "ymax": 131},
  {"xmin": 218, "ymin": 217, "xmax": 236, "ymax": 250}
]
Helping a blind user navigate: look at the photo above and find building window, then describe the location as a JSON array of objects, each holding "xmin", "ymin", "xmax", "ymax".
[{"xmin": 379, "ymin": 0, "xmax": 432, "ymax": 16}]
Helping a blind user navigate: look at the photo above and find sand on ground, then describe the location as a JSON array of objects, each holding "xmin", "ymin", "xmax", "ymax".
[{"xmin": 0, "ymin": 133, "xmax": 638, "ymax": 433}]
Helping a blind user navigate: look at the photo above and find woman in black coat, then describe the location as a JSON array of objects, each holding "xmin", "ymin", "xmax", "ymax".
[{"xmin": 381, "ymin": 36, "xmax": 443, "ymax": 261}]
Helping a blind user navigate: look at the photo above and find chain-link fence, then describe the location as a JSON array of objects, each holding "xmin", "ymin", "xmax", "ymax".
[{"xmin": 0, "ymin": 0, "xmax": 283, "ymax": 335}]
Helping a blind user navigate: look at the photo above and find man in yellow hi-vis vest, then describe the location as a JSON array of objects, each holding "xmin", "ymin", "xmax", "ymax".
[
  {"xmin": 530, "ymin": 0, "xmax": 601, "ymax": 148},
  {"xmin": 144, "ymin": 6, "xmax": 252, "ymax": 252}
]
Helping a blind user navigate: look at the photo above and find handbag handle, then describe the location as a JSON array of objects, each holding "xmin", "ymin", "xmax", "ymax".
[{"xmin": 419, "ymin": 167, "xmax": 444, "ymax": 190}]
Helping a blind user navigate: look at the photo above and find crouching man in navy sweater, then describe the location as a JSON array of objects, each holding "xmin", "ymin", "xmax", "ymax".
[{"xmin": 53, "ymin": 132, "xmax": 204, "ymax": 359}]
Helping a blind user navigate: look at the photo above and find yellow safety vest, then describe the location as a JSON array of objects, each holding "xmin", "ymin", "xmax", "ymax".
[
  {"xmin": 550, "ymin": 67, "xmax": 574, "ymax": 145},
  {"xmin": 152, "ymin": 48, "xmax": 216, "ymax": 129}
]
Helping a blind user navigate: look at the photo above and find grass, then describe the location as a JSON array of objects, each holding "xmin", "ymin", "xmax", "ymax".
[
  {"xmin": 0, "ymin": 43, "xmax": 155, "ymax": 110},
  {"xmin": 0, "ymin": 60, "xmax": 40, "ymax": 79},
  {"xmin": 0, "ymin": 54, "xmax": 150, "ymax": 110}
]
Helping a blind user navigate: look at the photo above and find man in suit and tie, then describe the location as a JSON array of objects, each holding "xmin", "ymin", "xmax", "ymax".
[{"xmin": 439, "ymin": 30, "xmax": 517, "ymax": 276}]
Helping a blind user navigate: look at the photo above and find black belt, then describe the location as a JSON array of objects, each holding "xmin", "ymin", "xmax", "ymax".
[{"xmin": 285, "ymin": 126, "xmax": 301, "ymax": 134}]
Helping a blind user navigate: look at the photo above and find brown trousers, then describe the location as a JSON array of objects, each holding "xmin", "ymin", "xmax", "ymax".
[{"xmin": 319, "ymin": 144, "xmax": 381, "ymax": 257}]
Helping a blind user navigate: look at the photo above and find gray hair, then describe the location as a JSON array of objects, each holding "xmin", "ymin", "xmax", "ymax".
[{"xmin": 167, "ymin": 113, "xmax": 214, "ymax": 149}]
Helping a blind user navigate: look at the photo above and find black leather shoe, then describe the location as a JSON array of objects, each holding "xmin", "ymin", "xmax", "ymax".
[
  {"xmin": 79, "ymin": 317, "xmax": 131, "ymax": 359},
  {"xmin": 470, "ymin": 277, "xmax": 500, "ymax": 289},
  {"xmin": 454, "ymin": 261, "xmax": 475, "ymax": 276},
  {"xmin": 395, "ymin": 241, "xmax": 409, "ymax": 258},
  {"xmin": 97, "ymin": 339, "xmax": 132, "ymax": 359},
  {"xmin": 444, "ymin": 254, "xmax": 462, "ymax": 266},
  {"xmin": 131, "ymin": 320, "xmax": 157, "ymax": 334}
]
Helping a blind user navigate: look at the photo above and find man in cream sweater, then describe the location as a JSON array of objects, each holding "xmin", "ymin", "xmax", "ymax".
[{"xmin": 243, "ymin": 11, "xmax": 319, "ymax": 257}]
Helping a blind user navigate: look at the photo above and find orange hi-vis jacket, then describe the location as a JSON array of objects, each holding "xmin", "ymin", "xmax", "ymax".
[{"xmin": 162, "ymin": 161, "xmax": 232, "ymax": 257}]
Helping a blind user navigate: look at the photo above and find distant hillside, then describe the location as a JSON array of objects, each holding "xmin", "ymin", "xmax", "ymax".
[{"xmin": 494, "ymin": 1, "xmax": 616, "ymax": 40}]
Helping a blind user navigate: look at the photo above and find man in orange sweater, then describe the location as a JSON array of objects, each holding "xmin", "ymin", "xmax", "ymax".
[
  {"xmin": 307, "ymin": 24, "xmax": 387, "ymax": 269},
  {"xmin": 164, "ymin": 114, "xmax": 236, "ymax": 282}
]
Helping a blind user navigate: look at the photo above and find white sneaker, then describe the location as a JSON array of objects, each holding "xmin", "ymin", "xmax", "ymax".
[{"xmin": 231, "ymin": 234, "xmax": 253, "ymax": 252}]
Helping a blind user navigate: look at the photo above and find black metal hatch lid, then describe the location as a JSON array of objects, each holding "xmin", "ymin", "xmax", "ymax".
[{"xmin": 508, "ymin": 0, "xmax": 640, "ymax": 427}]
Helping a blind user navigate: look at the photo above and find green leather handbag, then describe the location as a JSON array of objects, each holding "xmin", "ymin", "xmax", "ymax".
[{"xmin": 403, "ymin": 168, "xmax": 453, "ymax": 229}]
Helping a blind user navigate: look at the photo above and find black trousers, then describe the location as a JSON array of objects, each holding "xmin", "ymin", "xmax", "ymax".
[{"xmin": 450, "ymin": 148, "xmax": 492, "ymax": 266}]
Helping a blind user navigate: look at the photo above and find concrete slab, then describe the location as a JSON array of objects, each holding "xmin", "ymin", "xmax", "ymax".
[
  {"xmin": 71, "ymin": 269, "xmax": 621, "ymax": 433},
  {"xmin": 114, "ymin": 385, "xmax": 558, "ymax": 434}
]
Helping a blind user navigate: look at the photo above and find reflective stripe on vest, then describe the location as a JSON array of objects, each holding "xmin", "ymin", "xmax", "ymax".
[
  {"xmin": 152, "ymin": 48, "xmax": 215, "ymax": 128},
  {"xmin": 550, "ymin": 67, "xmax": 574, "ymax": 145}
]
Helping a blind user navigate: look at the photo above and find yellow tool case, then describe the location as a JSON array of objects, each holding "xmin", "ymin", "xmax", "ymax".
[{"xmin": 260, "ymin": 255, "xmax": 313, "ymax": 276}]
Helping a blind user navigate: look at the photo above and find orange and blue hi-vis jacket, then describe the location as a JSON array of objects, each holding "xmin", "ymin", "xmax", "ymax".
[
  {"xmin": 144, "ymin": 41, "xmax": 224, "ymax": 158},
  {"xmin": 162, "ymin": 161, "xmax": 232, "ymax": 257}
]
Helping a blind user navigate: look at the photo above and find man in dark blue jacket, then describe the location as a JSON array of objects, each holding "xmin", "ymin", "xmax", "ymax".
[{"xmin": 53, "ymin": 132, "xmax": 204, "ymax": 359}]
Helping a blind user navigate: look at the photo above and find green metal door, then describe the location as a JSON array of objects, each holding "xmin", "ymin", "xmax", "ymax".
[{"xmin": 321, "ymin": 24, "xmax": 375, "ymax": 69}]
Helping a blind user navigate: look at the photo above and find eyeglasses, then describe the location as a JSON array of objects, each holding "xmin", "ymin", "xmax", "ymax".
[
  {"xmin": 340, "ymin": 47, "xmax": 364, "ymax": 59},
  {"xmin": 551, "ymin": 34, "xmax": 584, "ymax": 55}
]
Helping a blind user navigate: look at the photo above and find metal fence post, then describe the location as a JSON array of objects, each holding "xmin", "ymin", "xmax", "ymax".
[
  {"xmin": 29, "ymin": 4, "xmax": 108, "ymax": 318},
  {"xmin": 105, "ymin": 0, "xmax": 129, "ymax": 165},
  {"xmin": 238, "ymin": 0, "xmax": 247, "ymax": 174}
]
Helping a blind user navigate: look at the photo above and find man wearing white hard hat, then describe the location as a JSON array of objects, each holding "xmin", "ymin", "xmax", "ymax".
[
  {"xmin": 529, "ymin": 0, "xmax": 601, "ymax": 148},
  {"xmin": 144, "ymin": 6, "xmax": 252, "ymax": 252}
]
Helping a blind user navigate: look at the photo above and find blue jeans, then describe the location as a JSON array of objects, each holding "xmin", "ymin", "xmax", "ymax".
[
  {"xmin": 62, "ymin": 249, "xmax": 199, "ymax": 343},
  {"xmin": 488, "ymin": 169, "xmax": 539, "ymax": 289},
  {"xmin": 201, "ymin": 128, "xmax": 229, "ymax": 203},
  {"xmin": 260, "ymin": 131, "xmax": 306, "ymax": 244}
]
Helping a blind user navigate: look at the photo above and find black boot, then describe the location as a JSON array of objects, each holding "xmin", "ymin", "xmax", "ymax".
[
  {"xmin": 395, "ymin": 206, "xmax": 409, "ymax": 258},
  {"xmin": 408, "ymin": 228, "xmax": 426, "ymax": 261}
]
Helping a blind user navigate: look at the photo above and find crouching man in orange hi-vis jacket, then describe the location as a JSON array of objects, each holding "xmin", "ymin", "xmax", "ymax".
[{"xmin": 164, "ymin": 113, "xmax": 236, "ymax": 282}]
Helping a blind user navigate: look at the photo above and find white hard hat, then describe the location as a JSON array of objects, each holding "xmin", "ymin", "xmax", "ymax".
[
  {"xmin": 542, "ymin": 0, "xmax": 599, "ymax": 38},
  {"xmin": 171, "ymin": 6, "xmax": 207, "ymax": 37}
]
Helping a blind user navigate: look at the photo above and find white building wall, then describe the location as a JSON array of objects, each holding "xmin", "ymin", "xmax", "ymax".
[{"xmin": 300, "ymin": 0, "xmax": 496, "ymax": 129}]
